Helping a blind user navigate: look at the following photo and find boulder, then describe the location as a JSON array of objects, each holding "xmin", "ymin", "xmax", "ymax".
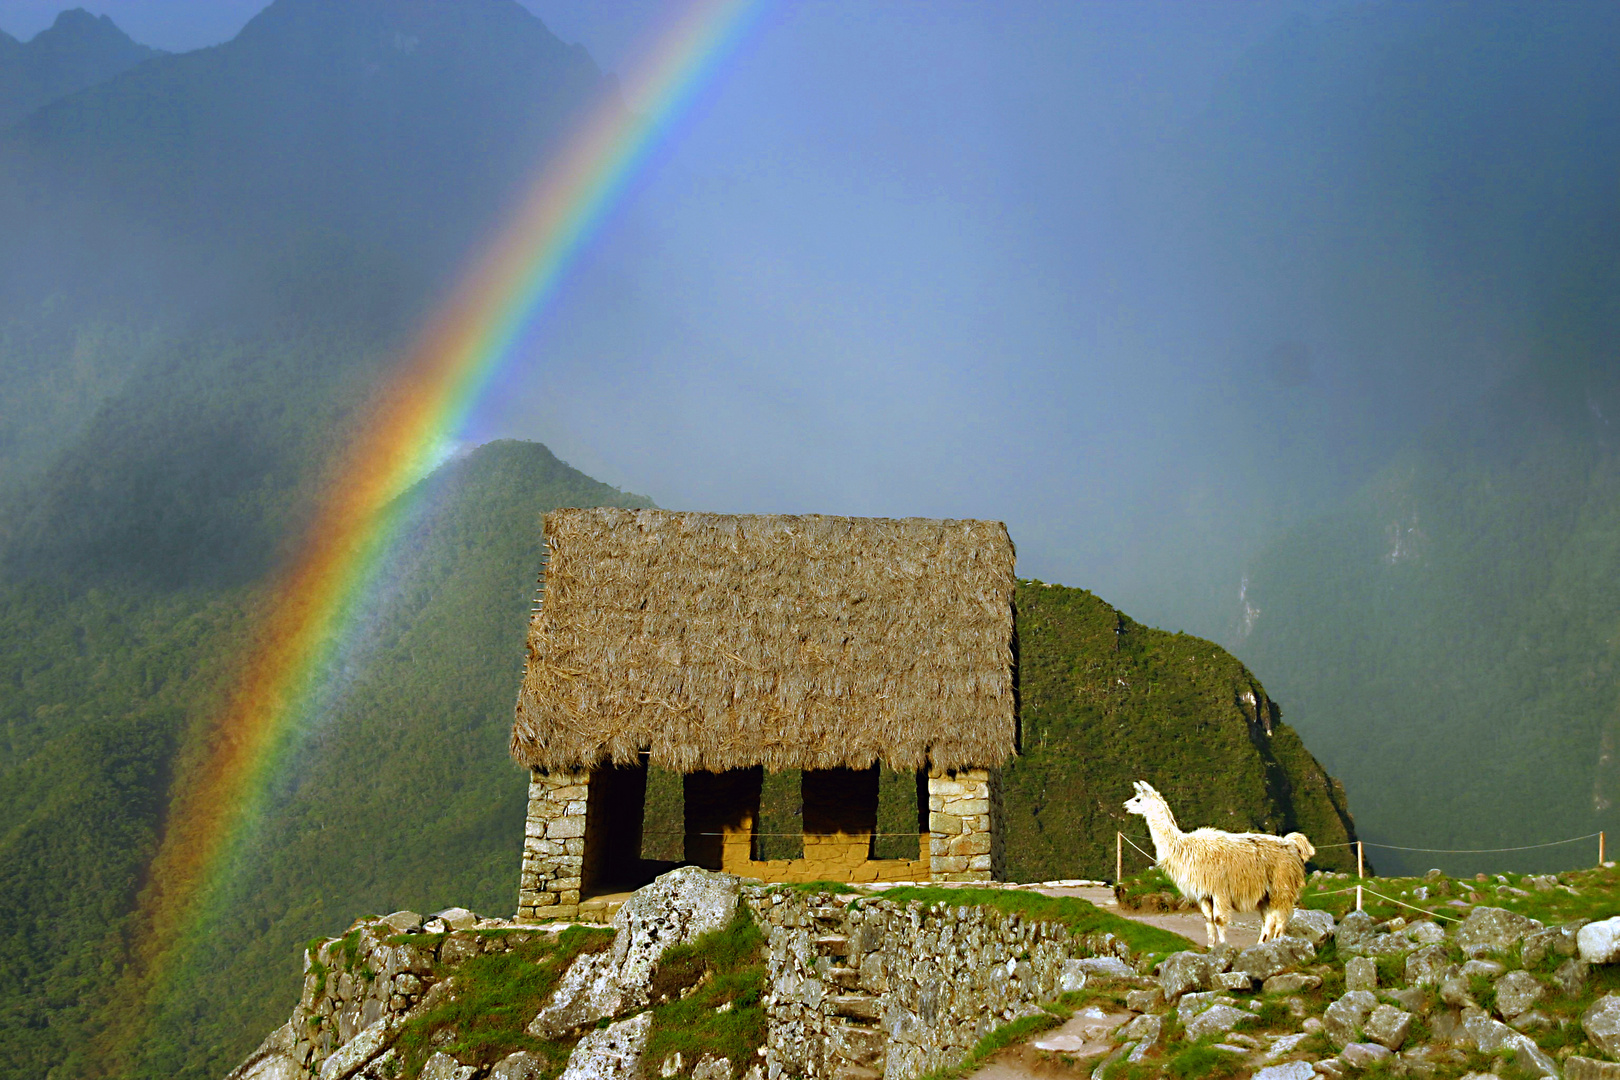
[
  {"xmin": 1262, "ymin": 973, "xmax": 1322, "ymax": 994},
  {"xmin": 1345, "ymin": 957, "xmax": 1378, "ymax": 992},
  {"xmin": 1232, "ymin": 936, "xmax": 1315, "ymax": 980},
  {"xmin": 1458, "ymin": 1012, "xmax": 1558, "ymax": 1077},
  {"xmin": 1124, "ymin": 988, "xmax": 1162, "ymax": 1013},
  {"xmin": 1176, "ymin": 992, "xmax": 1238, "ymax": 1024},
  {"xmin": 1585, "ymin": 994, "xmax": 1620, "ymax": 1057},
  {"xmin": 1323, "ymin": 990, "xmax": 1377, "ymax": 1048},
  {"xmin": 490, "ymin": 1052, "xmax": 547, "ymax": 1080},
  {"xmin": 1211, "ymin": 971, "xmax": 1253, "ymax": 991},
  {"xmin": 318, "ymin": 1017, "xmax": 397, "ymax": 1080},
  {"xmin": 420, "ymin": 1054, "xmax": 476, "ymax": 1080},
  {"xmin": 1388, "ymin": 987, "xmax": 1430, "ymax": 1015},
  {"xmin": 1119, "ymin": 1013, "xmax": 1163, "ymax": 1046},
  {"xmin": 1510, "ymin": 1010, "xmax": 1553, "ymax": 1032},
  {"xmin": 559, "ymin": 1013, "xmax": 654, "ymax": 1080},
  {"xmin": 530, "ymin": 867, "xmax": 741, "ymax": 1037},
  {"xmin": 1405, "ymin": 944, "xmax": 1453, "ymax": 987},
  {"xmin": 1285, "ymin": 908, "xmax": 1336, "ymax": 945},
  {"xmin": 380, "ymin": 911, "xmax": 423, "ymax": 934},
  {"xmin": 1493, "ymin": 971, "xmax": 1544, "ymax": 1020},
  {"xmin": 1581, "ymin": 917, "xmax": 1620, "ymax": 964},
  {"xmin": 1459, "ymin": 959, "xmax": 1505, "ymax": 979},
  {"xmin": 691, "ymin": 1056, "xmax": 731, "ymax": 1080},
  {"xmin": 1157, "ymin": 952, "xmax": 1214, "ymax": 1000},
  {"xmin": 1363, "ymin": 1004, "xmax": 1412, "ymax": 1050},
  {"xmin": 431, "ymin": 908, "xmax": 478, "ymax": 932},
  {"xmin": 1253, "ymin": 1063, "xmax": 1316, "ymax": 1080},
  {"xmin": 1568, "ymin": 1055, "xmax": 1620, "ymax": 1080},
  {"xmin": 1340, "ymin": 1042, "xmax": 1393, "ymax": 1069},
  {"xmin": 1404, "ymin": 921, "xmax": 1446, "ymax": 946},
  {"xmin": 1184, "ymin": 1004, "xmax": 1251, "ymax": 1041},
  {"xmin": 1554, "ymin": 957, "xmax": 1591, "ymax": 996},
  {"xmin": 1072, "ymin": 956, "xmax": 1136, "ymax": 979},
  {"xmin": 1058, "ymin": 961, "xmax": 1088, "ymax": 993},
  {"xmin": 1454, "ymin": 907, "xmax": 1543, "ymax": 959},
  {"xmin": 241, "ymin": 1057, "xmax": 302, "ymax": 1080},
  {"xmin": 1523, "ymin": 924, "xmax": 1581, "ymax": 966}
]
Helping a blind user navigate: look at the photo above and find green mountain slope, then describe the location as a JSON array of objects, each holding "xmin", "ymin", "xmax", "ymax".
[
  {"xmin": 1005, "ymin": 580, "xmax": 1358, "ymax": 883},
  {"xmin": 1243, "ymin": 361, "xmax": 1620, "ymax": 876}
]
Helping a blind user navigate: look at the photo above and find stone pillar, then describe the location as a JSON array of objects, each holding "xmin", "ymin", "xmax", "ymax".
[
  {"xmin": 516, "ymin": 767, "xmax": 588, "ymax": 922},
  {"xmin": 927, "ymin": 767, "xmax": 1002, "ymax": 882}
]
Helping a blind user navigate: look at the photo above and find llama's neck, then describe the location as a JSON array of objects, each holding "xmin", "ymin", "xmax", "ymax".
[{"xmin": 1140, "ymin": 800, "xmax": 1184, "ymax": 862}]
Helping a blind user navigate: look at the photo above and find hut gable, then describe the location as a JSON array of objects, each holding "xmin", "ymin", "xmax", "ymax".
[{"xmin": 510, "ymin": 508, "xmax": 1017, "ymax": 774}]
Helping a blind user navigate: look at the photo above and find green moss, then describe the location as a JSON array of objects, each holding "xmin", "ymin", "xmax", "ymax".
[
  {"xmin": 642, "ymin": 910, "xmax": 768, "ymax": 1078},
  {"xmin": 873, "ymin": 886, "xmax": 1194, "ymax": 958},
  {"xmin": 391, "ymin": 925, "xmax": 614, "ymax": 1080}
]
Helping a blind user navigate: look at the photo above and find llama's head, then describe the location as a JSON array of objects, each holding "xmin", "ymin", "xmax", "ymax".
[{"xmin": 1123, "ymin": 780, "xmax": 1163, "ymax": 818}]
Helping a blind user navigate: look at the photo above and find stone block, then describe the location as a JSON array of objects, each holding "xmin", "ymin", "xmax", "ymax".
[
  {"xmin": 949, "ymin": 798, "xmax": 990, "ymax": 816},
  {"xmin": 967, "ymin": 854, "xmax": 993, "ymax": 871},
  {"xmin": 552, "ymin": 877, "xmax": 582, "ymax": 891},
  {"xmin": 564, "ymin": 838, "xmax": 586, "ymax": 855},
  {"xmin": 1567, "ymin": 1056, "xmax": 1620, "ymax": 1080},
  {"xmin": 1323, "ymin": 990, "xmax": 1377, "ymax": 1048},
  {"xmin": 928, "ymin": 812, "xmax": 962, "ymax": 834},
  {"xmin": 1364, "ymin": 1004, "xmax": 1412, "ymax": 1050},
  {"xmin": 948, "ymin": 832, "xmax": 992, "ymax": 857},
  {"xmin": 932, "ymin": 855, "xmax": 968, "ymax": 873},
  {"xmin": 1346, "ymin": 957, "xmax": 1377, "ymax": 992},
  {"xmin": 548, "ymin": 816, "xmax": 586, "ymax": 840},
  {"xmin": 1582, "ymin": 918, "xmax": 1620, "ymax": 964},
  {"xmin": 1584, "ymin": 994, "xmax": 1620, "ymax": 1057}
]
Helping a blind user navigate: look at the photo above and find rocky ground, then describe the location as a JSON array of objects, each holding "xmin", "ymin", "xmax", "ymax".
[
  {"xmin": 966, "ymin": 867, "xmax": 1620, "ymax": 1080},
  {"xmin": 224, "ymin": 866, "xmax": 1620, "ymax": 1080}
]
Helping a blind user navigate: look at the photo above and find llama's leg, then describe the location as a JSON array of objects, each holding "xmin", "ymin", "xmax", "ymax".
[
  {"xmin": 1257, "ymin": 899, "xmax": 1275, "ymax": 943},
  {"xmin": 1199, "ymin": 897, "xmax": 1218, "ymax": 948},
  {"xmin": 1211, "ymin": 895, "xmax": 1231, "ymax": 946}
]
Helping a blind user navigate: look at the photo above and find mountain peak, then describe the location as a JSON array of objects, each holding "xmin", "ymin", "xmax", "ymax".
[{"xmin": 0, "ymin": 6, "xmax": 162, "ymax": 130}]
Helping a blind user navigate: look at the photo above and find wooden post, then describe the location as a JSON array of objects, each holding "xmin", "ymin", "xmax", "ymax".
[
  {"xmin": 1356, "ymin": 840, "xmax": 1364, "ymax": 912},
  {"xmin": 1602, "ymin": 831, "xmax": 1606, "ymax": 866},
  {"xmin": 1116, "ymin": 832, "xmax": 1123, "ymax": 885}
]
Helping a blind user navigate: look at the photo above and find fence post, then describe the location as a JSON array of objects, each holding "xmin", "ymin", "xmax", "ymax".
[
  {"xmin": 1356, "ymin": 840, "xmax": 1364, "ymax": 912},
  {"xmin": 1602, "ymin": 831, "xmax": 1606, "ymax": 866},
  {"xmin": 1117, "ymin": 832, "xmax": 1123, "ymax": 885}
]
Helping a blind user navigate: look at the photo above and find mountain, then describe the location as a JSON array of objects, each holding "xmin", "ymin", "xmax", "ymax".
[
  {"xmin": 0, "ymin": 9, "xmax": 163, "ymax": 131},
  {"xmin": 1005, "ymin": 580, "xmax": 1357, "ymax": 883},
  {"xmin": 1242, "ymin": 358, "xmax": 1620, "ymax": 877}
]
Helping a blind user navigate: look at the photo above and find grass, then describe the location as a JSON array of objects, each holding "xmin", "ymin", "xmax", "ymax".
[
  {"xmin": 1165, "ymin": 1037, "xmax": 1245, "ymax": 1080},
  {"xmin": 390, "ymin": 925, "xmax": 614, "ymax": 1080},
  {"xmin": 912, "ymin": 1009, "xmax": 1066, "ymax": 1080},
  {"xmin": 872, "ymin": 886, "xmax": 1195, "ymax": 959},
  {"xmin": 641, "ymin": 909, "xmax": 769, "ymax": 1079}
]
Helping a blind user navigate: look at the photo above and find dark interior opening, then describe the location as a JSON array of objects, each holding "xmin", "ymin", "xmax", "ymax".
[
  {"xmin": 683, "ymin": 767, "xmax": 762, "ymax": 870},
  {"xmin": 582, "ymin": 756, "xmax": 677, "ymax": 896},
  {"xmin": 803, "ymin": 766, "xmax": 879, "ymax": 854}
]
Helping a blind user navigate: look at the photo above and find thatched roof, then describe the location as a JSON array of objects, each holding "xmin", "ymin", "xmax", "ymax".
[{"xmin": 511, "ymin": 508, "xmax": 1017, "ymax": 774}]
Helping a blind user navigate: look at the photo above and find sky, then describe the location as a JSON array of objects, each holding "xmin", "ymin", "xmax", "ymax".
[{"xmin": 3, "ymin": 0, "xmax": 1601, "ymax": 643}]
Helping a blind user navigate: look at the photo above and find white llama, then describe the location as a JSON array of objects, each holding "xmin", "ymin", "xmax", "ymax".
[{"xmin": 1122, "ymin": 780, "xmax": 1313, "ymax": 946}]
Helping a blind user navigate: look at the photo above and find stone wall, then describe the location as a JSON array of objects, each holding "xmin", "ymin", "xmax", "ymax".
[
  {"xmin": 927, "ymin": 768, "xmax": 1002, "ymax": 882},
  {"xmin": 517, "ymin": 768, "xmax": 588, "ymax": 922},
  {"xmin": 745, "ymin": 885, "xmax": 1135, "ymax": 1080}
]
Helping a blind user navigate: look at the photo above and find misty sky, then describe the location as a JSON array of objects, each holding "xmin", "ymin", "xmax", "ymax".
[{"xmin": 3, "ymin": 0, "xmax": 1584, "ymax": 642}]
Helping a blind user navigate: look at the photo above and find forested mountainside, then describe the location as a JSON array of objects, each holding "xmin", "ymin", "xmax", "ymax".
[
  {"xmin": 1243, "ymin": 359, "xmax": 1620, "ymax": 878},
  {"xmin": 0, "ymin": 8, "xmax": 163, "ymax": 131}
]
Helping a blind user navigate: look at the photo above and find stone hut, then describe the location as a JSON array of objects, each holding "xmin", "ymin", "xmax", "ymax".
[{"xmin": 510, "ymin": 508, "xmax": 1018, "ymax": 923}]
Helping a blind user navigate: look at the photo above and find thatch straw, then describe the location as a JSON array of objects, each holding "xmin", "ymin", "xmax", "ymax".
[{"xmin": 511, "ymin": 508, "xmax": 1016, "ymax": 773}]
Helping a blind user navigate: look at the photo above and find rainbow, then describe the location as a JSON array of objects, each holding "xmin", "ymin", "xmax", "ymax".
[{"xmin": 105, "ymin": 0, "xmax": 762, "ymax": 1063}]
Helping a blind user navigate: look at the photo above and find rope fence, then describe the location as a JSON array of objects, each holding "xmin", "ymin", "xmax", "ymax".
[{"xmin": 1115, "ymin": 827, "xmax": 1608, "ymax": 915}]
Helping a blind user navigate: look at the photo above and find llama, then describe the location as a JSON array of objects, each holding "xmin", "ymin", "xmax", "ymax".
[{"xmin": 1122, "ymin": 780, "xmax": 1313, "ymax": 946}]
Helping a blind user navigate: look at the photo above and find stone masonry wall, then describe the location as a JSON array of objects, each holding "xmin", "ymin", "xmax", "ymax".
[
  {"xmin": 927, "ymin": 768, "xmax": 1000, "ymax": 882},
  {"xmin": 746, "ymin": 885, "xmax": 1135, "ymax": 1080},
  {"xmin": 517, "ymin": 768, "xmax": 588, "ymax": 922}
]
